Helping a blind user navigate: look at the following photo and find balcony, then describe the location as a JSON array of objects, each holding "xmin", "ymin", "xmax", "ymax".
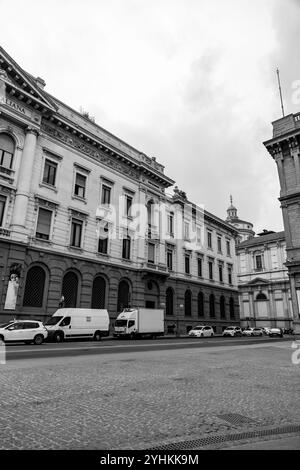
[
  {"xmin": 0, "ymin": 166, "xmax": 14, "ymax": 183},
  {"xmin": 0, "ymin": 227, "xmax": 11, "ymax": 237},
  {"xmin": 142, "ymin": 262, "xmax": 169, "ymax": 278}
]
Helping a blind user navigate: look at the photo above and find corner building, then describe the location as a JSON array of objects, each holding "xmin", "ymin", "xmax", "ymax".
[{"xmin": 0, "ymin": 47, "xmax": 239, "ymax": 334}]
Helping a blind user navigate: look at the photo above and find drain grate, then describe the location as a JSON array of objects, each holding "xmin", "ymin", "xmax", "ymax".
[
  {"xmin": 146, "ymin": 424, "xmax": 300, "ymax": 450},
  {"xmin": 217, "ymin": 413, "xmax": 257, "ymax": 426}
]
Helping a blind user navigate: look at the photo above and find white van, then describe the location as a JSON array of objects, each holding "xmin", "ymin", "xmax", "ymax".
[{"xmin": 45, "ymin": 308, "xmax": 110, "ymax": 342}]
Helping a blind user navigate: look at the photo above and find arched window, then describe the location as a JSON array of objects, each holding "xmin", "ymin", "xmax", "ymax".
[
  {"xmin": 198, "ymin": 291, "xmax": 204, "ymax": 317},
  {"xmin": 117, "ymin": 280, "xmax": 130, "ymax": 312},
  {"xmin": 256, "ymin": 292, "xmax": 267, "ymax": 300},
  {"xmin": 62, "ymin": 271, "xmax": 79, "ymax": 307},
  {"xmin": 0, "ymin": 133, "xmax": 15, "ymax": 169},
  {"xmin": 209, "ymin": 294, "xmax": 215, "ymax": 317},
  {"xmin": 220, "ymin": 295, "xmax": 226, "ymax": 319},
  {"xmin": 91, "ymin": 276, "xmax": 106, "ymax": 309},
  {"xmin": 166, "ymin": 287, "xmax": 174, "ymax": 316},
  {"xmin": 185, "ymin": 290, "xmax": 192, "ymax": 317},
  {"xmin": 23, "ymin": 266, "xmax": 46, "ymax": 307},
  {"xmin": 229, "ymin": 297, "xmax": 235, "ymax": 318}
]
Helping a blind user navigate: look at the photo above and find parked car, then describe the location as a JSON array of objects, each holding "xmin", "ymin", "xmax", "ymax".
[
  {"xmin": 251, "ymin": 327, "xmax": 264, "ymax": 336},
  {"xmin": 242, "ymin": 327, "xmax": 254, "ymax": 336},
  {"xmin": 0, "ymin": 320, "xmax": 48, "ymax": 344},
  {"xmin": 269, "ymin": 327, "xmax": 283, "ymax": 338},
  {"xmin": 262, "ymin": 327, "xmax": 271, "ymax": 335},
  {"xmin": 222, "ymin": 326, "xmax": 242, "ymax": 337},
  {"xmin": 188, "ymin": 325, "xmax": 214, "ymax": 337}
]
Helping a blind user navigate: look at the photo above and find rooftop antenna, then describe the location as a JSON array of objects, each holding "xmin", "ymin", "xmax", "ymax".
[{"xmin": 276, "ymin": 68, "xmax": 285, "ymax": 117}]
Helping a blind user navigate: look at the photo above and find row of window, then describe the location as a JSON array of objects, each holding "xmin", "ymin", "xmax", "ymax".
[
  {"xmin": 166, "ymin": 287, "xmax": 235, "ymax": 318},
  {"xmin": 20, "ymin": 265, "xmax": 235, "ymax": 321}
]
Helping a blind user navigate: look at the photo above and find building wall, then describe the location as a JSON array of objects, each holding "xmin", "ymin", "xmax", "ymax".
[{"xmin": 237, "ymin": 234, "xmax": 293, "ymax": 328}]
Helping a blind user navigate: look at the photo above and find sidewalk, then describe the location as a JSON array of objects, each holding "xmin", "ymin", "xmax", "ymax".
[{"xmin": 224, "ymin": 435, "xmax": 300, "ymax": 450}]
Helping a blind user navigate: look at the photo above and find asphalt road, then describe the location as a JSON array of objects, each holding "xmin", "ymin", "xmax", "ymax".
[{"xmin": 3, "ymin": 335, "xmax": 293, "ymax": 360}]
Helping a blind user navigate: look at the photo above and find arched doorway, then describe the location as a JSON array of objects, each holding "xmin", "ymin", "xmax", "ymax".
[
  {"xmin": 91, "ymin": 276, "xmax": 106, "ymax": 308},
  {"xmin": 145, "ymin": 280, "xmax": 159, "ymax": 308},
  {"xmin": 61, "ymin": 271, "xmax": 79, "ymax": 307},
  {"xmin": 117, "ymin": 280, "xmax": 130, "ymax": 312},
  {"xmin": 220, "ymin": 295, "xmax": 226, "ymax": 319},
  {"xmin": 255, "ymin": 292, "xmax": 268, "ymax": 318},
  {"xmin": 209, "ymin": 294, "xmax": 215, "ymax": 317},
  {"xmin": 23, "ymin": 265, "xmax": 46, "ymax": 307}
]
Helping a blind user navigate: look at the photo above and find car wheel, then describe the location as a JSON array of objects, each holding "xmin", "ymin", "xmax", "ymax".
[
  {"xmin": 94, "ymin": 331, "xmax": 101, "ymax": 341},
  {"xmin": 211, "ymin": 332, "xmax": 214, "ymax": 337},
  {"xmin": 53, "ymin": 331, "xmax": 64, "ymax": 343},
  {"xmin": 33, "ymin": 335, "xmax": 43, "ymax": 345},
  {"xmin": 0, "ymin": 335, "xmax": 4, "ymax": 342}
]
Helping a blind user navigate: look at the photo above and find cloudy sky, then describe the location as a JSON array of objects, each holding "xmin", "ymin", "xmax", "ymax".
[{"xmin": 1, "ymin": 0, "xmax": 299, "ymax": 232}]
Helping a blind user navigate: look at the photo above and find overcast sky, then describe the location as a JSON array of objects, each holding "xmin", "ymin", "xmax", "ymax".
[{"xmin": 1, "ymin": 0, "xmax": 299, "ymax": 233}]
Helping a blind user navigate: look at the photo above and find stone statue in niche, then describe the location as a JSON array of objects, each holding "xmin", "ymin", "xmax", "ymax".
[{"xmin": 4, "ymin": 264, "xmax": 22, "ymax": 310}]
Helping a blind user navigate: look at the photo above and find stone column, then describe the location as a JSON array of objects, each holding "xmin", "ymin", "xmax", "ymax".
[{"xmin": 11, "ymin": 126, "xmax": 39, "ymax": 232}]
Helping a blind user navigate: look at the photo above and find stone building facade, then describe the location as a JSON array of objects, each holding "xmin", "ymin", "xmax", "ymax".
[
  {"xmin": 264, "ymin": 112, "xmax": 300, "ymax": 333},
  {"xmin": 0, "ymin": 46, "xmax": 239, "ymax": 334},
  {"xmin": 237, "ymin": 230, "xmax": 293, "ymax": 329}
]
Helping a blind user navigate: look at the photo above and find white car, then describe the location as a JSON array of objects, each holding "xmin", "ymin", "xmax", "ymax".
[
  {"xmin": 269, "ymin": 327, "xmax": 283, "ymax": 338},
  {"xmin": 0, "ymin": 320, "xmax": 48, "ymax": 345},
  {"xmin": 243, "ymin": 327, "xmax": 263, "ymax": 337},
  {"xmin": 188, "ymin": 326, "xmax": 214, "ymax": 337},
  {"xmin": 222, "ymin": 326, "xmax": 242, "ymax": 337}
]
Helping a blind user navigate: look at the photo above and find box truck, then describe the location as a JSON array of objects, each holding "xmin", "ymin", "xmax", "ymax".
[
  {"xmin": 114, "ymin": 308, "xmax": 164, "ymax": 339},
  {"xmin": 45, "ymin": 308, "xmax": 110, "ymax": 342}
]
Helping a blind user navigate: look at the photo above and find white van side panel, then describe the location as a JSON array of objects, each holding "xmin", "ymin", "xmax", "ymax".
[
  {"xmin": 138, "ymin": 309, "xmax": 164, "ymax": 333},
  {"xmin": 49, "ymin": 309, "xmax": 109, "ymax": 338}
]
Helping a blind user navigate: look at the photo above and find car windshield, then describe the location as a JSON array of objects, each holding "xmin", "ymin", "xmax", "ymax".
[
  {"xmin": 0, "ymin": 322, "xmax": 13, "ymax": 329},
  {"xmin": 225, "ymin": 327, "xmax": 234, "ymax": 330},
  {"xmin": 115, "ymin": 320, "xmax": 128, "ymax": 327},
  {"xmin": 192, "ymin": 327, "xmax": 203, "ymax": 330},
  {"xmin": 45, "ymin": 316, "xmax": 63, "ymax": 326}
]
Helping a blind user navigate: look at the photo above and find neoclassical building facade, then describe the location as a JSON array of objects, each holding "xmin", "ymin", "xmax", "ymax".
[
  {"xmin": 0, "ymin": 46, "xmax": 239, "ymax": 334},
  {"xmin": 237, "ymin": 230, "xmax": 293, "ymax": 329}
]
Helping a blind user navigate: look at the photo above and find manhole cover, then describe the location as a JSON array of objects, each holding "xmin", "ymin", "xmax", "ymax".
[{"xmin": 217, "ymin": 413, "xmax": 257, "ymax": 426}]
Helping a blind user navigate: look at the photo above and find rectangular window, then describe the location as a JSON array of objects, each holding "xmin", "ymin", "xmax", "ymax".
[
  {"xmin": 219, "ymin": 264, "xmax": 223, "ymax": 282},
  {"xmin": 207, "ymin": 231, "xmax": 212, "ymax": 249},
  {"xmin": 226, "ymin": 240, "xmax": 231, "ymax": 256},
  {"xmin": 217, "ymin": 236, "xmax": 222, "ymax": 253},
  {"xmin": 0, "ymin": 195, "xmax": 6, "ymax": 226},
  {"xmin": 122, "ymin": 237, "xmax": 131, "ymax": 260},
  {"xmin": 101, "ymin": 185, "xmax": 111, "ymax": 204},
  {"xmin": 167, "ymin": 214, "xmax": 174, "ymax": 236},
  {"xmin": 36, "ymin": 208, "xmax": 52, "ymax": 240},
  {"xmin": 209, "ymin": 261, "xmax": 213, "ymax": 280},
  {"xmin": 256, "ymin": 255, "xmax": 263, "ymax": 270},
  {"xmin": 148, "ymin": 243, "xmax": 155, "ymax": 263},
  {"xmin": 184, "ymin": 222, "xmax": 190, "ymax": 240},
  {"xmin": 198, "ymin": 258, "xmax": 202, "ymax": 277},
  {"xmin": 125, "ymin": 195, "xmax": 133, "ymax": 217},
  {"xmin": 228, "ymin": 267, "xmax": 232, "ymax": 285},
  {"xmin": 74, "ymin": 173, "xmax": 86, "ymax": 198},
  {"xmin": 167, "ymin": 250, "xmax": 173, "ymax": 270},
  {"xmin": 70, "ymin": 219, "xmax": 83, "ymax": 248},
  {"xmin": 98, "ymin": 223, "xmax": 108, "ymax": 254},
  {"xmin": 43, "ymin": 159, "xmax": 57, "ymax": 186},
  {"xmin": 0, "ymin": 150, "xmax": 13, "ymax": 169},
  {"xmin": 185, "ymin": 255, "xmax": 190, "ymax": 274}
]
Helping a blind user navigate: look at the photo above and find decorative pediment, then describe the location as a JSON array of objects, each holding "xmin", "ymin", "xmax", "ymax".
[
  {"xmin": 246, "ymin": 277, "xmax": 269, "ymax": 286},
  {"xmin": 0, "ymin": 46, "xmax": 57, "ymax": 114}
]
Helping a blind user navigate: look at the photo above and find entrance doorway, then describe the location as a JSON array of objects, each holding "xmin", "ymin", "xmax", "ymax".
[{"xmin": 145, "ymin": 300, "xmax": 155, "ymax": 308}]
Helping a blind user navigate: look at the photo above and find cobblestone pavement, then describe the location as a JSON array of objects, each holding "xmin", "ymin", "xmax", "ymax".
[{"xmin": 0, "ymin": 341, "xmax": 299, "ymax": 449}]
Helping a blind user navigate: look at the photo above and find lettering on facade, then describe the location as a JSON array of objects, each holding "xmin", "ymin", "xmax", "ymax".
[{"xmin": 5, "ymin": 98, "xmax": 26, "ymax": 115}]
